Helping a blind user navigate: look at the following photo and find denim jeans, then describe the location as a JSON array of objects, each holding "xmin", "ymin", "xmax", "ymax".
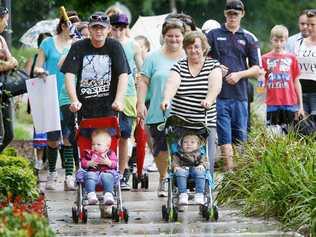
[
  {"xmin": 84, "ymin": 171, "xmax": 114, "ymax": 193},
  {"xmin": 175, "ymin": 167, "xmax": 206, "ymax": 193}
]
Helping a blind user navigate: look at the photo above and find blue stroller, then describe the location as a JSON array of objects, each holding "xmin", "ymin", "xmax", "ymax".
[{"xmin": 161, "ymin": 115, "xmax": 219, "ymax": 222}]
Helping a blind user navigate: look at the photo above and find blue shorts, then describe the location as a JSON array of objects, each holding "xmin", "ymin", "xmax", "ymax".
[
  {"xmin": 216, "ymin": 99, "xmax": 248, "ymax": 145},
  {"xmin": 119, "ymin": 112, "xmax": 135, "ymax": 139}
]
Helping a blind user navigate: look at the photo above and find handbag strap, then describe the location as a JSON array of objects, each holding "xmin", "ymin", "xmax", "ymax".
[{"xmin": 30, "ymin": 54, "xmax": 38, "ymax": 78}]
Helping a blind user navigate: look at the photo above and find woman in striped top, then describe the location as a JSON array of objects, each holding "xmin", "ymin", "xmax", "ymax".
[{"xmin": 161, "ymin": 31, "xmax": 222, "ymax": 173}]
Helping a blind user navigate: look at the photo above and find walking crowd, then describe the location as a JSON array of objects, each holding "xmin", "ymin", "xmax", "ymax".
[{"xmin": 1, "ymin": 0, "xmax": 315, "ymax": 208}]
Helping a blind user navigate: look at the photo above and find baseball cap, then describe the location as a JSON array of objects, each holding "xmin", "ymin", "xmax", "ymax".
[
  {"xmin": 89, "ymin": 12, "xmax": 110, "ymax": 27},
  {"xmin": 110, "ymin": 13, "xmax": 129, "ymax": 26},
  {"xmin": 225, "ymin": 0, "xmax": 244, "ymax": 11}
]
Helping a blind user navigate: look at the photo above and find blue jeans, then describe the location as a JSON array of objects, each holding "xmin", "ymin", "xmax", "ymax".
[
  {"xmin": 84, "ymin": 171, "xmax": 114, "ymax": 193},
  {"xmin": 175, "ymin": 167, "xmax": 206, "ymax": 193}
]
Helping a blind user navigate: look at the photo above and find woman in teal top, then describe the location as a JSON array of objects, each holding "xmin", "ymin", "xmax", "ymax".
[
  {"xmin": 34, "ymin": 11, "xmax": 80, "ymax": 191},
  {"xmin": 137, "ymin": 18, "xmax": 185, "ymax": 197}
]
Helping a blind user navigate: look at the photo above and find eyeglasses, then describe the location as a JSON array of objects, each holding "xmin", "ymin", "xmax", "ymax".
[
  {"xmin": 0, "ymin": 7, "xmax": 8, "ymax": 17},
  {"xmin": 307, "ymin": 9, "xmax": 316, "ymax": 17},
  {"xmin": 112, "ymin": 25, "xmax": 126, "ymax": 31},
  {"xmin": 225, "ymin": 11, "xmax": 241, "ymax": 16},
  {"xmin": 89, "ymin": 15, "xmax": 109, "ymax": 22}
]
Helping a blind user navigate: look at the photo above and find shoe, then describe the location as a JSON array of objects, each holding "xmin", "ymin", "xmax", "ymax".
[
  {"xmin": 120, "ymin": 179, "xmax": 131, "ymax": 191},
  {"xmin": 147, "ymin": 161, "xmax": 158, "ymax": 172},
  {"xmin": 157, "ymin": 179, "xmax": 168, "ymax": 197},
  {"xmin": 34, "ymin": 160, "xmax": 43, "ymax": 170},
  {"xmin": 194, "ymin": 193, "xmax": 205, "ymax": 205},
  {"xmin": 179, "ymin": 193, "xmax": 189, "ymax": 205},
  {"xmin": 46, "ymin": 172, "xmax": 57, "ymax": 190},
  {"xmin": 64, "ymin": 175, "xmax": 76, "ymax": 191},
  {"xmin": 87, "ymin": 192, "xmax": 98, "ymax": 205},
  {"xmin": 103, "ymin": 192, "xmax": 114, "ymax": 205}
]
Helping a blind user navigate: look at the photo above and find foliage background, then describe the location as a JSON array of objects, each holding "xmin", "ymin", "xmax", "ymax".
[{"xmin": 9, "ymin": 0, "xmax": 316, "ymax": 51}]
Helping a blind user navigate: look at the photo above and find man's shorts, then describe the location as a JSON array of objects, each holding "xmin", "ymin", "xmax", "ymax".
[
  {"xmin": 119, "ymin": 112, "xmax": 135, "ymax": 139},
  {"xmin": 148, "ymin": 123, "xmax": 168, "ymax": 157},
  {"xmin": 216, "ymin": 99, "xmax": 248, "ymax": 145},
  {"xmin": 266, "ymin": 109, "xmax": 296, "ymax": 126}
]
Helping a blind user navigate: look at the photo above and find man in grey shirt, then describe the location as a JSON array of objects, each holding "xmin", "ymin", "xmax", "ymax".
[{"xmin": 286, "ymin": 10, "xmax": 309, "ymax": 53}]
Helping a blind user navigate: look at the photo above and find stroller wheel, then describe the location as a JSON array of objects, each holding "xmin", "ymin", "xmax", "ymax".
[
  {"xmin": 132, "ymin": 173, "xmax": 138, "ymax": 189},
  {"xmin": 172, "ymin": 207, "xmax": 178, "ymax": 222},
  {"xmin": 141, "ymin": 173, "xmax": 149, "ymax": 189},
  {"xmin": 162, "ymin": 205, "xmax": 168, "ymax": 221},
  {"xmin": 209, "ymin": 205, "xmax": 219, "ymax": 222},
  {"xmin": 123, "ymin": 207, "xmax": 129, "ymax": 223},
  {"xmin": 72, "ymin": 206, "xmax": 79, "ymax": 224},
  {"xmin": 82, "ymin": 208, "xmax": 88, "ymax": 224},
  {"xmin": 112, "ymin": 206, "xmax": 119, "ymax": 222}
]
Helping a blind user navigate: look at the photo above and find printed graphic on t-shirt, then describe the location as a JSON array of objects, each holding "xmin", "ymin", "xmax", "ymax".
[
  {"xmin": 267, "ymin": 58, "xmax": 291, "ymax": 89},
  {"xmin": 80, "ymin": 55, "xmax": 111, "ymax": 99}
]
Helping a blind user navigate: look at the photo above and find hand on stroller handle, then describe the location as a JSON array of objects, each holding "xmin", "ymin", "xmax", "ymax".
[{"xmin": 69, "ymin": 100, "xmax": 82, "ymax": 112}]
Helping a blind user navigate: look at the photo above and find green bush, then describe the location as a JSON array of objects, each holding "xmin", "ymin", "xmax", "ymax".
[
  {"xmin": 0, "ymin": 165, "xmax": 38, "ymax": 202},
  {"xmin": 1, "ymin": 147, "xmax": 18, "ymax": 156},
  {"xmin": 217, "ymin": 129, "xmax": 316, "ymax": 236},
  {"xmin": 0, "ymin": 155, "xmax": 32, "ymax": 169},
  {"xmin": 0, "ymin": 206, "xmax": 55, "ymax": 237}
]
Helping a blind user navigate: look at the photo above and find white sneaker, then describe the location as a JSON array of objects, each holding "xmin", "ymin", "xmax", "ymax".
[
  {"xmin": 87, "ymin": 192, "xmax": 98, "ymax": 205},
  {"xmin": 64, "ymin": 175, "xmax": 76, "ymax": 191},
  {"xmin": 179, "ymin": 193, "xmax": 189, "ymax": 205},
  {"xmin": 194, "ymin": 193, "xmax": 205, "ymax": 205},
  {"xmin": 157, "ymin": 179, "xmax": 168, "ymax": 197},
  {"xmin": 46, "ymin": 172, "xmax": 57, "ymax": 190},
  {"xmin": 147, "ymin": 161, "xmax": 158, "ymax": 172},
  {"xmin": 35, "ymin": 160, "xmax": 43, "ymax": 170},
  {"xmin": 103, "ymin": 192, "xmax": 114, "ymax": 205}
]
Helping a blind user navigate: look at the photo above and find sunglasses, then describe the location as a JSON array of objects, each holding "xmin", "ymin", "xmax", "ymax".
[
  {"xmin": 163, "ymin": 18, "xmax": 185, "ymax": 28},
  {"xmin": 0, "ymin": 7, "xmax": 8, "ymax": 17},
  {"xmin": 307, "ymin": 9, "xmax": 316, "ymax": 17},
  {"xmin": 89, "ymin": 15, "xmax": 108, "ymax": 22}
]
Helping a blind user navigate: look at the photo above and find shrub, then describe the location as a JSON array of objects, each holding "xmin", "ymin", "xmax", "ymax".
[
  {"xmin": 0, "ymin": 206, "xmax": 55, "ymax": 237},
  {"xmin": 216, "ymin": 129, "xmax": 316, "ymax": 236},
  {"xmin": 0, "ymin": 165, "xmax": 38, "ymax": 202},
  {"xmin": 0, "ymin": 155, "xmax": 32, "ymax": 169}
]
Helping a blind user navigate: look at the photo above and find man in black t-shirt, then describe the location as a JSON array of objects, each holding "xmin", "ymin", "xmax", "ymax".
[{"xmin": 61, "ymin": 11, "xmax": 129, "ymax": 119}]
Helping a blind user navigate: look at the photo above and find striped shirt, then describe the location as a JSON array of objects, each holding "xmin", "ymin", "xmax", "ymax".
[{"xmin": 170, "ymin": 57, "xmax": 220, "ymax": 128}]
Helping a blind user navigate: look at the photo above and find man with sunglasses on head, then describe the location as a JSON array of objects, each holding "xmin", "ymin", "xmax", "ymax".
[
  {"xmin": 206, "ymin": 0, "xmax": 260, "ymax": 172},
  {"xmin": 61, "ymin": 11, "xmax": 129, "ymax": 122}
]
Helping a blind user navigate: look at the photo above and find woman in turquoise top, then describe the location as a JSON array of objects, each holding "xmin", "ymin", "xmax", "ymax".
[
  {"xmin": 34, "ymin": 11, "xmax": 80, "ymax": 191},
  {"xmin": 137, "ymin": 18, "xmax": 185, "ymax": 197}
]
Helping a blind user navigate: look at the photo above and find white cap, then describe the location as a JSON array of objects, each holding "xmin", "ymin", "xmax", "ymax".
[{"xmin": 201, "ymin": 19, "xmax": 220, "ymax": 34}]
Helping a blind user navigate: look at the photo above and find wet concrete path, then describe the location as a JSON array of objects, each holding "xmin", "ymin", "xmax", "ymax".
[{"xmin": 43, "ymin": 165, "xmax": 302, "ymax": 237}]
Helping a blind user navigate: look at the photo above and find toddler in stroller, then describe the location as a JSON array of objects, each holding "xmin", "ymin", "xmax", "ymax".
[
  {"xmin": 173, "ymin": 133, "xmax": 208, "ymax": 205},
  {"xmin": 80, "ymin": 129, "xmax": 117, "ymax": 205}
]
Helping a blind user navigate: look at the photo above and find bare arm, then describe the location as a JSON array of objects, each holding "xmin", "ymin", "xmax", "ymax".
[
  {"xmin": 201, "ymin": 67, "xmax": 222, "ymax": 108},
  {"xmin": 294, "ymin": 77, "xmax": 304, "ymax": 117},
  {"xmin": 24, "ymin": 58, "xmax": 33, "ymax": 76},
  {"xmin": 160, "ymin": 71, "xmax": 181, "ymax": 110},
  {"xmin": 65, "ymin": 72, "xmax": 81, "ymax": 112},
  {"xmin": 226, "ymin": 65, "xmax": 260, "ymax": 85},
  {"xmin": 136, "ymin": 75, "xmax": 149, "ymax": 119},
  {"xmin": 33, "ymin": 48, "xmax": 47, "ymax": 75},
  {"xmin": 112, "ymin": 72, "xmax": 128, "ymax": 111}
]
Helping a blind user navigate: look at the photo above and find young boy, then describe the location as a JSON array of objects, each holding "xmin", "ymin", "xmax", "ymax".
[
  {"xmin": 173, "ymin": 134, "xmax": 208, "ymax": 205},
  {"xmin": 80, "ymin": 129, "xmax": 117, "ymax": 205},
  {"xmin": 261, "ymin": 25, "xmax": 304, "ymax": 128}
]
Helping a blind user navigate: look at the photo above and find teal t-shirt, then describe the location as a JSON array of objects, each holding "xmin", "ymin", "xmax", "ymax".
[
  {"xmin": 123, "ymin": 39, "xmax": 137, "ymax": 96},
  {"xmin": 40, "ymin": 36, "xmax": 70, "ymax": 106},
  {"xmin": 141, "ymin": 49, "xmax": 182, "ymax": 124}
]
